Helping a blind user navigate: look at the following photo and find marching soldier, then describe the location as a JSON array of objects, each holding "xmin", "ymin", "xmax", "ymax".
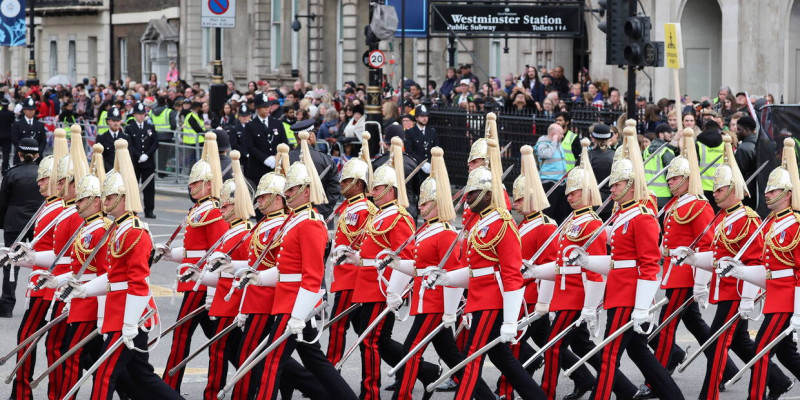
[
  {"xmin": 567, "ymin": 125, "xmax": 683, "ymax": 400},
  {"xmin": 717, "ymin": 138, "xmax": 800, "ymax": 400},
  {"xmin": 244, "ymin": 94, "xmax": 289, "ymax": 185},
  {"xmin": 676, "ymin": 135, "xmax": 793, "ymax": 400},
  {"xmin": 327, "ymin": 132, "xmax": 375, "ymax": 366},
  {"xmin": 126, "ymin": 101, "xmax": 158, "ymax": 219},
  {"xmin": 62, "ymin": 139, "xmax": 183, "ymax": 400},
  {"xmin": 239, "ymin": 131, "xmax": 357, "ymax": 400},
  {"xmin": 10, "ymin": 96, "xmax": 46, "ymax": 160},
  {"xmin": 425, "ymin": 139, "xmax": 546, "ymax": 400},
  {"xmin": 156, "ymin": 132, "xmax": 229, "ymax": 391}
]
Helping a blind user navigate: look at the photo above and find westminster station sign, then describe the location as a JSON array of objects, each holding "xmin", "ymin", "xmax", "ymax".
[{"xmin": 430, "ymin": 2, "xmax": 582, "ymax": 37}]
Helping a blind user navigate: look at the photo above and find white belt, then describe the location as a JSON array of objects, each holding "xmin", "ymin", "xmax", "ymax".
[
  {"xmin": 470, "ymin": 266, "xmax": 495, "ymax": 278},
  {"xmin": 220, "ymin": 272, "xmax": 235, "ymax": 279},
  {"xmin": 767, "ymin": 269, "xmax": 794, "ymax": 280},
  {"xmin": 108, "ymin": 282, "xmax": 128, "ymax": 292},
  {"xmin": 415, "ymin": 266, "xmax": 438, "ymax": 277},
  {"xmin": 361, "ymin": 259, "xmax": 379, "ymax": 267},
  {"xmin": 557, "ymin": 266, "xmax": 582, "ymax": 275},
  {"xmin": 611, "ymin": 260, "xmax": 636, "ymax": 269},
  {"xmin": 185, "ymin": 250, "xmax": 208, "ymax": 258},
  {"xmin": 80, "ymin": 274, "xmax": 97, "ymax": 281},
  {"xmin": 56, "ymin": 257, "xmax": 72, "ymax": 265},
  {"xmin": 279, "ymin": 273, "xmax": 301, "ymax": 282}
]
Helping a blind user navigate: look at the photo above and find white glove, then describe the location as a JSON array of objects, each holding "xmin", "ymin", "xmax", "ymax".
[
  {"xmin": 10, "ymin": 244, "xmax": 34, "ymax": 265},
  {"xmin": 343, "ymin": 249, "xmax": 362, "ymax": 266},
  {"xmin": 179, "ymin": 263, "xmax": 201, "ymax": 282},
  {"xmin": 264, "ymin": 156, "xmax": 276, "ymax": 168},
  {"xmin": 97, "ymin": 317, "xmax": 104, "ymax": 331},
  {"xmin": 499, "ymin": 322, "xmax": 518, "ymax": 343},
  {"xmin": 330, "ymin": 245, "xmax": 350, "ymax": 261},
  {"xmin": 792, "ymin": 315, "xmax": 800, "ymax": 343},
  {"xmin": 286, "ymin": 316, "xmax": 305, "ymax": 335},
  {"xmin": 121, "ymin": 323, "xmax": 138, "ymax": 349},
  {"xmin": 154, "ymin": 244, "xmax": 171, "ymax": 262},
  {"xmin": 232, "ymin": 271, "xmax": 261, "ymax": 288},
  {"xmin": 672, "ymin": 246, "xmax": 695, "ymax": 265},
  {"xmin": 386, "ymin": 292, "xmax": 403, "ymax": 310},
  {"xmin": 421, "ymin": 162, "xmax": 431, "ymax": 174},
  {"xmin": 207, "ymin": 252, "xmax": 233, "ymax": 273},
  {"xmin": 236, "ymin": 313, "xmax": 248, "ymax": 329},
  {"xmin": 138, "ymin": 154, "xmax": 148, "ymax": 163},
  {"xmin": 579, "ymin": 306, "xmax": 599, "ymax": 336},
  {"xmin": 61, "ymin": 280, "xmax": 88, "ymax": 300},
  {"xmin": 204, "ymin": 288, "xmax": 214, "ymax": 310},
  {"xmin": 693, "ymin": 283, "xmax": 709, "ymax": 309},
  {"xmin": 632, "ymin": 279, "xmax": 659, "ymax": 335},
  {"xmin": 564, "ymin": 247, "xmax": 588, "ymax": 268},
  {"xmin": 535, "ymin": 302, "xmax": 550, "ymax": 314},
  {"xmin": 423, "ymin": 268, "xmax": 449, "ymax": 288},
  {"xmin": 442, "ymin": 313, "xmax": 457, "ymax": 328},
  {"xmin": 715, "ymin": 257, "xmax": 745, "ymax": 279},
  {"xmin": 32, "ymin": 271, "xmax": 60, "ymax": 289},
  {"xmin": 739, "ymin": 299, "xmax": 755, "ymax": 319},
  {"xmin": 0, "ymin": 247, "xmax": 9, "ymax": 262},
  {"xmin": 461, "ymin": 313, "xmax": 472, "ymax": 329},
  {"xmin": 631, "ymin": 308, "xmax": 652, "ymax": 335}
]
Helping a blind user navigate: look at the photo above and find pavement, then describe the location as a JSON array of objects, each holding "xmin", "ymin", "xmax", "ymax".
[{"xmin": 0, "ymin": 186, "xmax": 798, "ymax": 399}]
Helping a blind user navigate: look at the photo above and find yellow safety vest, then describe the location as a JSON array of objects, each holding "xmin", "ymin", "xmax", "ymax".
[
  {"xmin": 182, "ymin": 112, "xmax": 205, "ymax": 144},
  {"xmin": 698, "ymin": 142, "xmax": 725, "ymax": 191},
  {"xmin": 96, "ymin": 111, "xmax": 108, "ymax": 136},
  {"xmin": 149, "ymin": 108, "xmax": 172, "ymax": 131},
  {"xmin": 282, "ymin": 122, "xmax": 298, "ymax": 148},
  {"xmin": 643, "ymin": 145, "xmax": 674, "ymax": 198},
  {"xmin": 561, "ymin": 130, "xmax": 577, "ymax": 172}
]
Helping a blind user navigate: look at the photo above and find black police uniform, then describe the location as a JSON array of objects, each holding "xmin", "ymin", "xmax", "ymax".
[
  {"xmin": 11, "ymin": 98, "xmax": 47, "ymax": 164},
  {"xmin": 0, "ymin": 102, "xmax": 16, "ymax": 173},
  {"xmin": 97, "ymin": 107, "xmax": 129, "ymax": 171},
  {"xmin": 244, "ymin": 94, "xmax": 288, "ymax": 184},
  {"xmin": 126, "ymin": 103, "xmax": 159, "ymax": 217},
  {"xmin": 228, "ymin": 103, "xmax": 250, "ymax": 161},
  {"xmin": 404, "ymin": 106, "xmax": 438, "ymax": 165}
]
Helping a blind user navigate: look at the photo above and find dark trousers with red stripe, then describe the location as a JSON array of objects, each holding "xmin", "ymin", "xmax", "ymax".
[
  {"xmin": 45, "ymin": 300, "xmax": 69, "ymax": 400},
  {"xmin": 353, "ymin": 302, "xmax": 439, "ymax": 400},
  {"xmin": 650, "ymin": 287, "xmax": 736, "ymax": 378},
  {"xmin": 255, "ymin": 313, "xmax": 358, "ymax": 400},
  {"xmin": 456, "ymin": 309, "xmax": 546, "ymax": 400},
  {"xmin": 90, "ymin": 330, "xmax": 184, "ymax": 400},
  {"xmin": 233, "ymin": 313, "xmax": 328, "ymax": 400},
  {"xmin": 327, "ymin": 289, "xmax": 355, "ymax": 366},
  {"xmin": 10, "ymin": 296, "xmax": 49, "ymax": 400},
  {"xmin": 203, "ymin": 316, "xmax": 242, "ymax": 400},
  {"xmin": 163, "ymin": 290, "xmax": 217, "ymax": 390},
  {"xmin": 590, "ymin": 307, "xmax": 684, "ymax": 400},
  {"xmin": 392, "ymin": 313, "xmax": 493, "ymax": 400},
  {"xmin": 60, "ymin": 320, "xmax": 103, "ymax": 400},
  {"xmin": 748, "ymin": 312, "xmax": 800, "ymax": 400},
  {"xmin": 498, "ymin": 312, "xmax": 553, "ymax": 399}
]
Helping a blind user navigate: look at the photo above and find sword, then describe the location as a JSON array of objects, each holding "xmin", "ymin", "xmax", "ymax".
[
  {"xmin": 30, "ymin": 326, "xmax": 101, "ymax": 388},
  {"xmin": 388, "ymin": 303, "xmax": 466, "ymax": 377},
  {"xmin": 524, "ymin": 212, "xmax": 574, "ymax": 267},
  {"xmin": 425, "ymin": 311, "xmax": 546, "ymax": 392},
  {"xmin": 30, "ymin": 223, "xmax": 86, "ymax": 291},
  {"xmin": 322, "ymin": 303, "xmax": 362, "ymax": 331},
  {"xmin": 218, "ymin": 301, "xmax": 328, "ymax": 399},
  {"xmin": 226, "ymin": 219, "xmax": 289, "ymax": 299},
  {"xmin": 647, "ymin": 296, "xmax": 695, "ymax": 342},
  {"xmin": 370, "ymin": 231, "xmax": 419, "ymax": 272},
  {"xmin": 544, "ymin": 173, "xmax": 569, "ymax": 197},
  {"xmin": 168, "ymin": 319, "xmax": 239, "ymax": 376},
  {"xmin": 61, "ymin": 309, "xmax": 156, "ymax": 400},
  {"xmin": 138, "ymin": 172, "xmax": 156, "ymax": 194},
  {"xmin": 724, "ymin": 325, "xmax": 793, "ymax": 388},
  {"xmin": 0, "ymin": 311, "xmax": 69, "ymax": 365},
  {"xmin": 563, "ymin": 298, "xmax": 668, "ymax": 378},
  {"xmin": 522, "ymin": 319, "xmax": 582, "ymax": 369},
  {"xmin": 0, "ymin": 201, "xmax": 48, "ymax": 266},
  {"xmin": 148, "ymin": 305, "xmax": 206, "ymax": 347},
  {"xmin": 57, "ymin": 222, "xmax": 118, "ymax": 301},
  {"xmin": 420, "ymin": 229, "xmax": 469, "ymax": 291},
  {"xmin": 152, "ymin": 218, "xmax": 186, "ymax": 264},
  {"xmin": 3, "ymin": 334, "xmax": 43, "ymax": 384}
]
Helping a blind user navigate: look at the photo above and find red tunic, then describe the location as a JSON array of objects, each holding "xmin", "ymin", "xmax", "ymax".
[
  {"xmin": 606, "ymin": 200, "xmax": 661, "ymax": 309},
  {"xmin": 353, "ymin": 201, "xmax": 416, "ymax": 304},
  {"xmin": 519, "ymin": 212, "xmax": 558, "ymax": 305},
  {"xmin": 331, "ymin": 194, "xmax": 375, "ymax": 292},
  {"xmin": 102, "ymin": 213, "xmax": 157, "ymax": 333},
  {"xmin": 67, "ymin": 212, "xmax": 111, "ymax": 323},
  {"xmin": 271, "ymin": 203, "xmax": 327, "ymax": 315},
  {"xmin": 410, "ymin": 219, "xmax": 461, "ymax": 315},
  {"xmin": 463, "ymin": 207, "xmax": 523, "ymax": 313},
  {"xmin": 209, "ymin": 220, "xmax": 253, "ymax": 317},
  {"xmin": 177, "ymin": 197, "xmax": 228, "ymax": 292},
  {"xmin": 45, "ymin": 200, "xmax": 84, "ymax": 301},
  {"xmin": 460, "ymin": 189, "xmax": 511, "ymax": 261},
  {"xmin": 553, "ymin": 207, "xmax": 606, "ymax": 311},
  {"xmin": 241, "ymin": 211, "xmax": 285, "ymax": 315},
  {"xmin": 710, "ymin": 203, "xmax": 761, "ymax": 303},
  {"xmin": 762, "ymin": 208, "xmax": 800, "ymax": 314},
  {"xmin": 660, "ymin": 194, "xmax": 714, "ymax": 289},
  {"xmin": 28, "ymin": 196, "xmax": 63, "ymax": 298}
]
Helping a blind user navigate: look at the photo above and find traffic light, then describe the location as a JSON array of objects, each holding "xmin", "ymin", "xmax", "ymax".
[
  {"xmin": 623, "ymin": 16, "xmax": 664, "ymax": 67},
  {"xmin": 598, "ymin": 0, "xmax": 628, "ymax": 66}
]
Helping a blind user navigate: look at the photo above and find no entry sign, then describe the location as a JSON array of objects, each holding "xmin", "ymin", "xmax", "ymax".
[{"xmin": 202, "ymin": 0, "xmax": 236, "ymax": 28}]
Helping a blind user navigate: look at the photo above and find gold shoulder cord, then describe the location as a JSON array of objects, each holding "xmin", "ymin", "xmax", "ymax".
[
  {"xmin": 715, "ymin": 215, "xmax": 753, "ymax": 255},
  {"xmin": 562, "ymin": 216, "xmax": 599, "ymax": 244},
  {"xmin": 187, "ymin": 208, "xmax": 224, "ymax": 228},
  {"xmin": 111, "ymin": 227, "xmax": 145, "ymax": 258},
  {"xmin": 469, "ymin": 213, "xmax": 519, "ymax": 263},
  {"xmin": 338, "ymin": 205, "xmax": 372, "ymax": 243},
  {"xmin": 367, "ymin": 213, "xmax": 406, "ymax": 251},
  {"xmin": 671, "ymin": 201, "xmax": 705, "ymax": 225},
  {"xmin": 766, "ymin": 222, "xmax": 800, "ymax": 267}
]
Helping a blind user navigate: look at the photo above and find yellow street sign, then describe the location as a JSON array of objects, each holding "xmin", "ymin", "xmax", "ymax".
[{"xmin": 664, "ymin": 23, "xmax": 683, "ymax": 69}]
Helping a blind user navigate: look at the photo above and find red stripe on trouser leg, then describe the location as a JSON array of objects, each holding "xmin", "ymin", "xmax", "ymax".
[
  {"xmin": 60, "ymin": 321, "xmax": 96, "ymax": 400},
  {"xmin": 326, "ymin": 290, "xmax": 353, "ymax": 365},
  {"xmin": 90, "ymin": 332, "xmax": 124, "ymax": 400},
  {"xmin": 397, "ymin": 313, "xmax": 439, "ymax": 400},
  {"xmin": 704, "ymin": 302, "xmax": 739, "ymax": 400},
  {"xmin": 45, "ymin": 301, "xmax": 68, "ymax": 400},
  {"xmin": 163, "ymin": 290, "xmax": 204, "ymax": 389},
  {"xmin": 455, "ymin": 310, "xmax": 499, "ymax": 400},
  {"xmin": 232, "ymin": 314, "xmax": 270, "ymax": 400},
  {"xmin": 541, "ymin": 310, "xmax": 578, "ymax": 400},
  {"xmin": 654, "ymin": 288, "xmax": 687, "ymax": 367},
  {"xmin": 204, "ymin": 316, "xmax": 235, "ymax": 400},
  {"xmin": 497, "ymin": 341, "xmax": 521, "ymax": 399},
  {"xmin": 12, "ymin": 297, "xmax": 49, "ymax": 400},
  {"xmin": 255, "ymin": 315, "xmax": 291, "ymax": 400},
  {"xmin": 749, "ymin": 313, "xmax": 788, "ymax": 400},
  {"xmin": 593, "ymin": 307, "xmax": 630, "ymax": 400},
  {"xmin": 361, "ymin": 303, "xmax": 388, "ymax": 400}
]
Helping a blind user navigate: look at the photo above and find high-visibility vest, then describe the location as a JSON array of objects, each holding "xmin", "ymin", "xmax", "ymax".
[
  {"xmin": 561, "ymin": 130, "xmax": 577, "ymax": 172},
  {"xmin": 149, "ymin": 108, "xmax": 172, "ymax": 132},
  {"xmin": 698, "ymin": 141, "xmax": 725, "ymax": 191},
  {"xmin": 125, "ymin": 114, "xmax": 135, "ymax": 126},
  {"xmin": 535, "ymin": 139, "xmax": 566, "ymax": 182},
  {"xmin": 282, "ymin": 122, "xmax": 298, "ymax": 148},
  {"xmin": 643, "ymin": 144, "xmax": 674, "ymax": 198},
  {"xmin": 96, "ymin": 111, "xmax": 108, "ymax": 136},
  {"xmin": 182, "ymin": 112, "xmax": 205, "ymax": 144}
]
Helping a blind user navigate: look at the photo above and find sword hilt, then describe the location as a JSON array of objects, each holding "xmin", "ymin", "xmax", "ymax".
[
  {"xmin": 58, "ymin": 285, "xmax": 74, "ymax": 302},
  {"xmin": 376, "ymin": 257, "xmax": 392, "ymax": 271},
  {"xmin": 334, "ymin": 254, "xmax": 348, "ymax": 265}
]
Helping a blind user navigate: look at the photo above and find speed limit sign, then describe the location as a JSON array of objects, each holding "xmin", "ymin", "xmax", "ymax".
[{"xmin": 367, "ymin": 50, "xmax": 385, "ymax": 69}]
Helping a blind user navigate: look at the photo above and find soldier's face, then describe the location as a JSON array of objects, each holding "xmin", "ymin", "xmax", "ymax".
[
  {"xmin": 103, "ymin": 194, "xmax": 125, "ymax": 217},
  {"xmin": 220, "ymin": 203, "xmax": 235, "ymax": 222},
  {"xmin": 566, "ymin": 189, "xmax": 584, "ymax": 209},
  {"xmin": 468, "ymin": 158, "xmax": 484, "ymax": 172},
  {"xmin": 713, "ymin": 186, "xmax": 738, "ymax": 209},
  {"xmin": 667, "ymin": 176, "xmax": 688, "ymax": 195},
  {"xmin": 512, "ymin": 198, "xmax": 523, "ymax": 213},
  {"xmin": 76, "ymin": 197, "xmax": 101, "ymax": 219},
  {"xmin": 766, "ymin": 189, "xmax": 791, "ymax": 211},
  {"xmin": 37, "ymin": 177, "xmax": 49, "ymax": 196}
]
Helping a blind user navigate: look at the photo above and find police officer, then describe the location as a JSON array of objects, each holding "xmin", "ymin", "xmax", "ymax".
[
  {"xmin": 227, "ymin": 102, "xmax": 251, "ymax": 165},
  {"xmin": 0, "ymin": 98, "xmax": 16, "ymax": 173},
  {"xmin": 11, "ymin": 97, "xmax": 47, "ymax": 162},
  {"xmin": 244, "ymin": 93, "xmax": 288, "ymax": 186},
  {"xmin": 97, "ymin": 107, "xmax": 128, "ymax": 172},
  {"xmin": 405, "ymin": 104, "xmax": 438, "ymax": 173},
  {"xmin": 126, "ymin": 101, "xmax": 158, "ymax": 218},
  {"xmin": 287, "ymin": 118, "xmax": 339, "ymax": 219}
]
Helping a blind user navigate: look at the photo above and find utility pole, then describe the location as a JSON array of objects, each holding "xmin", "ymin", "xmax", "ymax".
[
  {"xmin": 365, "ymin": 2, "xmax": 383, "ymax": 156},
  {"xmin": 26, "ymin": 0, "xmax": 37, "ymax": 87},
  {"xmin": 209, "ymin": 27, "xmax": 225, "ymax": 118}
]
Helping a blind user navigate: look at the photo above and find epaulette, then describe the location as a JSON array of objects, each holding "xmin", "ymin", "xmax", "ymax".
[
  {"xmin": 542, "ymin": 215, "xmax": 556, "ymax": 225},
  {"xmin": 309, "ymin": 209, "xmax": 320, "ymax": 221},
  {"xmin": 498, "ymin": 208, "xmax": 513, "ymax": 221},
  {"xmin": 639, "ymin": 204, "xmax": 653, "ymax": 216},
  {"xmin": 102, "ymin": 217, "xmax": 114, "ymax": 229},
  {"xmin": 442, "ymin": 221, "xmax": 454, "ymax": 231},
  {"xmin": 132, "ymin": 217, "xmax": 142, "ymax": 229},
  {"xmin": 744, "ymin": 206, "xmax": 759, "ymax": 220}
]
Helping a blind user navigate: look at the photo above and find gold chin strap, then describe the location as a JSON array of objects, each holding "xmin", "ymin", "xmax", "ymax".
[
  {"xmin": 612, "ymin": 180, "xmax": 633, "ymax": 202},
  {"xmin": 257, "ymin": 193, "xmax": 277, "ymax": 213},
  {"xmin": 341, "ymin": 179, "xmax": 361, "ymax": 198},
  {"xmin": 372, "ymin": 185, "xmax": 394, "ymax": 205},
  {"xmin": 76, "ymin": 196, "xmax": 94, "ymax": 215},
  {"xmin": 766, "ymin": 189, "xmax": 789, "ymax": 206},
  {"xmin": 716, "ymin": 185, "xmax": 734, "ymax": 206},
  {"xmin": 286, "ymin": 184, "xmax": 308, "ymax": 206},
  {"xmin": 104, "ymin": 194, "xmax": 123, "ymax": 214},
  {"xmin": 468, "ymin": 189, "xmax": 488, "ymax": 211},
  {"xmin": 419, "ymin": 201, "xmax": 436, "ymax": 219},
  {"xmin": 190, "ymin": 180, "xmax": 206, "ymax": 197},
  {"xmin": 668, "ymin": 175, "xmax": 688, "ymax": 196},
  {"xmin": 222, "ymin": 205, "xmax": 235, "ymax": 221}
]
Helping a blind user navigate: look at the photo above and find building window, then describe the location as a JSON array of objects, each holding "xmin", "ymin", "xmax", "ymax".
[
  {"xmin": 490, "ymin": 39, "xmax": 501, "ymax": 78},
  {"xmin": 49, "ymin": 40, "xmax": 57, "ymax": 77},
  {"xmin": 119, "ymin": 37, "xmax": 128, "ymax": 80},
  {"xmin": 201, "ymin": 28, "xmax": 222, "ymax": 67},
  {"xmin": 291, "ymin": 0, "xmax": 298, "ymax": 69},
  {"xmin": 271, "ymin": 0, "xmax": 282, "ymax": 71},
  {"xmin": 87, "ymin": 37, "xmax": 97, "ymax": 77},
  {"xmin": 336, "ymin": 0, "xmax": 343, "ymax": 88},
  {"xmin": 68, "ymin": 40, "xmax": 76, "ymax": 78}
]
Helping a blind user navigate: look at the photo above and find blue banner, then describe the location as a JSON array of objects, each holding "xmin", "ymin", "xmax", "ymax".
[
  {"xmin": 0, "ymin": 0, "xmax": 26, "ymax": 46},
  {"xmin": 386, "ymin": 0, "xmax": 428, "ymax": 38}
]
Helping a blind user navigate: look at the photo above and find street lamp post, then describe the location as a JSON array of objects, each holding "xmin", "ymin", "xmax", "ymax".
[
  {"xmin": 209, "ymin": 27, "xmax": 225, "ymax": 121},
  {"xmin": 26, "ymin": 0, "xmax": 37, "ymax": 87},
  {"xmin": 292, "ymin": 10, "xmax": 317, "ymax": 82}
]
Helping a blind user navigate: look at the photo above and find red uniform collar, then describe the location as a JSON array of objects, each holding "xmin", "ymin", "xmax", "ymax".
[{"xmin": 725, "ymin": 202, "xmax": 743, "ymax": 214}]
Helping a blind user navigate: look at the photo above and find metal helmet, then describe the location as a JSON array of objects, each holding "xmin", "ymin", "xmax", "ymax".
[
  {"xmin": 220, "ymin": 178, "xmax": 236, "ymax": 205},
  {"xmin": 464, "ymin": 166, "xmax": 492, "ymax": 194},
  {"xmin": 284, "ymin": 161, "xmax": 311, "ymax": 192},
  {"xmin": 419, "ymin": 176, "xmax": 436, "ymax": 205},
  {"xmin": 467, "ymin": 138, "xmax": 488, "ymax": 163},
  {"xmin": 37, "ymin": 155, "xmax": 55, "ymax": 181},
  {"xmin": 76, "ymin": 174, "xmax": 102, "ymax": 201},
  {"xmin": 609, "ymin": 158, "xmax": 634, "ymax": 186},
  {"xmin": 188, "ymin": 159, "xmax": 213, "ymax": 185},
  {"xmin": 565, "ymin": 166, "xmax": 586, "ymax": 195},
  {"xmin": 340, "ymin": 157, "xmax": 369, "ymax": 185},
  {"xmin": 56, "ymin": 155, "xmax": 74, "ymax": 183},
  {"xmin": 766, "ymin": 138, "xmax": 798, "ymax": 194},
  {"xmin": 371, "ymin": 163, "xmax": 398, "ymax": 190},
  {"xmin": 102, "ymin": 169, "xmax": 125, "ymax": 198},
  {"xmin": 665, "ymin": 155, "xmax": 691, "ymax": 181},
  {"xmin": 255, "ymin": 172, "xmax": 287, "ymax": 198},
  {"xmin": 512, "ymin": 174, "xmax": 524, "ymax": 201}
]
